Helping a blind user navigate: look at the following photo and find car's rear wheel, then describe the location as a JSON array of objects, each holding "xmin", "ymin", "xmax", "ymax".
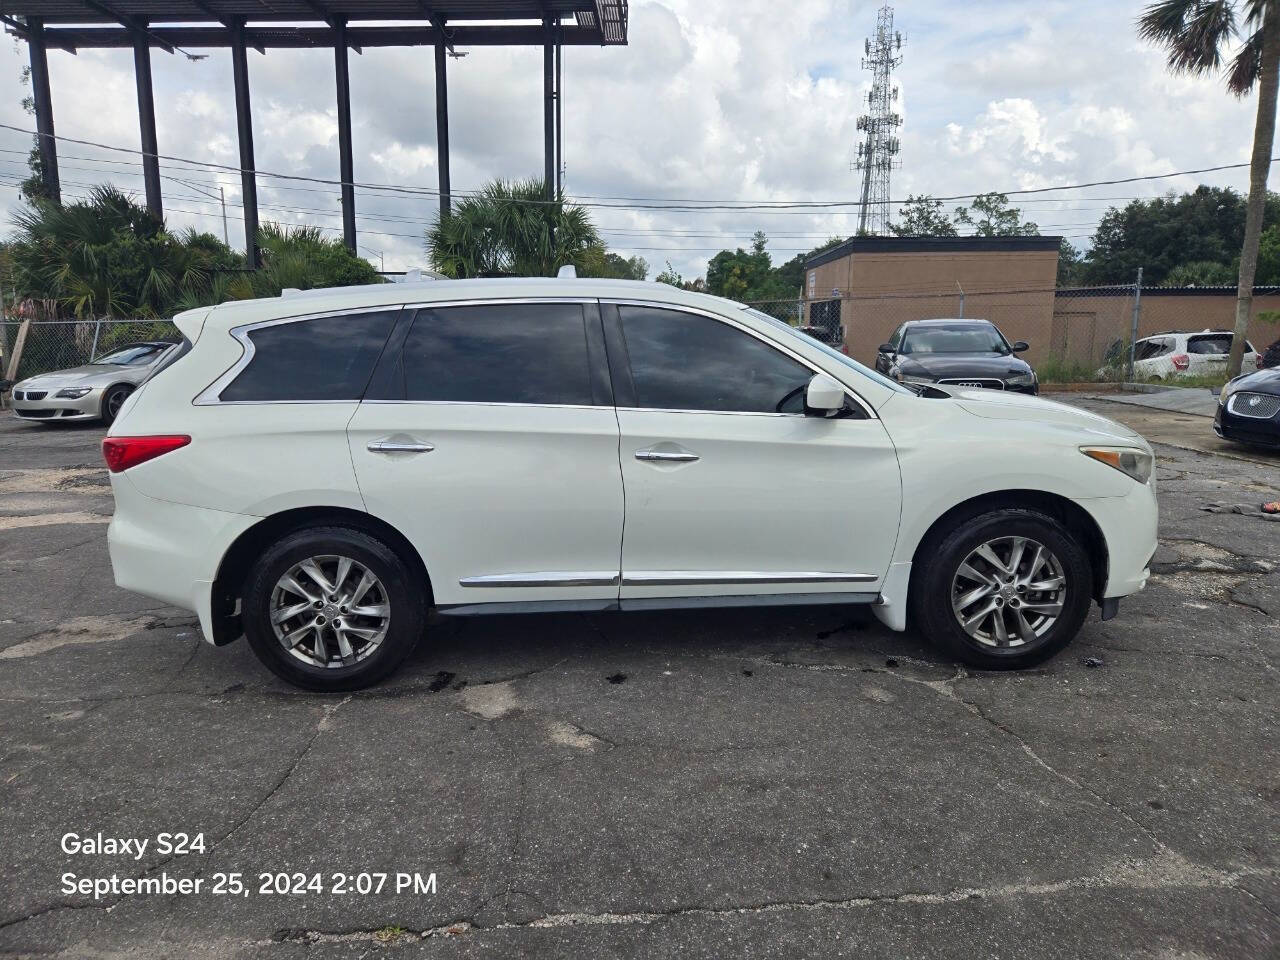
[
  {"xmin": 102, "ymin": 384, "xmax": 133, "ymax": 424},
  {"xmin": 911, "ymin": 508, "xmax": 1092, "ymax": 669},
  {"xmin": 243, "ymin": 526, "xmax": 425, "ymax": 691}
]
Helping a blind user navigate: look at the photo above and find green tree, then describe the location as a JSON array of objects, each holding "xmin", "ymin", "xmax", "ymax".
[
  {"xmin": 1164, "ymin": 259, "xmax": 1238, "ymax": 285},
  {"xmin": 1080, "ymin": 186, "xmax": 1272, "ymax": 284},
  {"xmin": 953, "ymin": 192, "xmax": 1040, "ymax": 236},
  {"xmin": 1057, "ymin": 240, "xmax": 1085, "ymax": 286},
  {"xmin": 8, "ymin": 186, "xmax": 235, "ymax": 319},
  {"xmin": 889, "ymin": 195, "xmax": 958, "ymax": 236},
  {"xmin": 1139, "ymin": 0, "xmax": 1280, "ymax": 375},
  {"xmin": 1256, "ymin": 221, "xmax": 1280, "ymax": 282},
  {"xmin": 592, "ymin": 252, "xmax": 649, "ymax": 280},
  {"xmin": 248, "ymin": 223, "xmax": 381, "ymax": 297},
  {"xmin": 426, "ymin": 178, "xmax": 602, "ymax": 278}
]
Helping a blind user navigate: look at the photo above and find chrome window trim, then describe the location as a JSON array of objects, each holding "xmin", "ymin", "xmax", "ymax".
[
  {"xmin": 360, "ymin": 399, "xmax": 609, "ymax": 412},
  {"xmin": 459, "ymin": 571, "xmax": 621, "ymax": 588},
  {"xmin": 603, "ymin": 297, "xmax": 878, "ymax": 420},
  {"xmin": 621, "ymin": 571, "xmax": 878, "ymax": 586},
  {"xmin": 193, "ymin": 305, "xmax": 405, "ymax": 406}
]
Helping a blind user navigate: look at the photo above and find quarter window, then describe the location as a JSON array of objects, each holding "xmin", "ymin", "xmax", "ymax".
[
  {"xmin": 619, "ymin": 306, "xmax": 815, "ymax": 413},
  {"xmin": 219, "ymin": 311, "xmax": 398, "ymax": 402},
  {"xmin": 400, "ymin": 303, "xmax": 594, "ymax": 405}
]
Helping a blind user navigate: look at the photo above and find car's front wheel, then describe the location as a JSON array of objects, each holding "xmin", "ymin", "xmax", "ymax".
[
  {"xmin": 911, "ymin": 508, "xmax": 1092, "ymax": 669},
  {"xmin": 102, "ymin": 384, "xmax": 133, "ymax": 424},
  {"xmin": 243, "ymin": 526, "xmax": 425, "ymax": 691}
]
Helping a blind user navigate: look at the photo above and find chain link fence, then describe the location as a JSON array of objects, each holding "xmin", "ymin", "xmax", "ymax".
[
  {"xmin": 1, "ymin": 319, "xmax": 181, "ymax": 387},
  {"xmin": 747, "ymin": 281, "xmax": 1280, "ymax": 384}
]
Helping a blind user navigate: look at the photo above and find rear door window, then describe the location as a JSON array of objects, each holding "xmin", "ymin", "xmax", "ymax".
[
  {"xmin": 398, "ymin": 302, "xmax": 596, "ymax": 406},
  {"xmin": 219, "ymin": 310, "xmax": 398, "ymax": 402}
]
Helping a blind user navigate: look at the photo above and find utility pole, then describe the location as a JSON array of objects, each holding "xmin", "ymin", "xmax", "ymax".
[
  {"xmin": 219, "ymin": 187, "xmax": 229, "ymax": 246},
  {"xmin": 853, "ymin": 5, "xmax": 903, "ymax": 236},
  {"xmin": 1127, "ymin": 267, "xmax": 1144, "ymax": 381}
]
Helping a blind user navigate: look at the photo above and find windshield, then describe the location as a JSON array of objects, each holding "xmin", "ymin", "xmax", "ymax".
[
  {"xmin": 743, "ymin": 308, "xmax": 911, "ymax": 395},
  {"xmin": 93, "ymin": 343, "xmax": 169, "ymax": 366},
  {"xmin": 901, "ymin": 323, "xmax": 1009, "ymax": 355}
]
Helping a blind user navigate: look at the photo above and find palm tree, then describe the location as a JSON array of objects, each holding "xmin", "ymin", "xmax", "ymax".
[
  {"xmin": 426, "ymin": 178, "xmax": 603, "ymax": 278},
  {"xmin": 1139, "ymin": 0, "xmax": 1280, "ymax": 377}
]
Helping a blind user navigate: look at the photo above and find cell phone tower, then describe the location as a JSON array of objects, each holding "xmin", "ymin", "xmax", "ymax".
[{"xmin": 853, "ymin": 5, "xmax": 904, "ymax": 236}]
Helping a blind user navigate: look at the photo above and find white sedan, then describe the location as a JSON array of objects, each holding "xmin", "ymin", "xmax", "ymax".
[{"xmin": 103, "ymin": 277, "xmax": 1158, "ymax": 690}]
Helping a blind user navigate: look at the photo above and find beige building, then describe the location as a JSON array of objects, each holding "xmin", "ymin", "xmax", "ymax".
[
  {"xmin": 802, "ymin": 236, "xmax": 1280, "ymax": 367},
  {"xmin": 803, "ymin": 236, "xmax": 1062, "ymax": 363}
]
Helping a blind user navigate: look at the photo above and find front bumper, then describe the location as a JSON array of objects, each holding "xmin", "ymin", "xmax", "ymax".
[
  {"xmin": 1077, "ymin": 478, "xmax": 1159, "ymax": 599},
  {"xmin": 1214, "ymin": 400, "xmax": 1280, "ymax": 448},
  {"xmin": 11, "ymin": 387, "xmax": 104, "ymax": 422}
]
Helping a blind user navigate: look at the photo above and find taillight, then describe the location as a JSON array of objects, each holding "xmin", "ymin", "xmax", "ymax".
[
  {"xmin": 1171, "ymin": 354, "xmax": 1190, "ymax": 371},
  {"xmin": 102, "ymin": 435, "xmax": 190, "ymax": 473},
  {"xmin": 840, "ymin": 344, "xmax": 850, "ymax": 355}
]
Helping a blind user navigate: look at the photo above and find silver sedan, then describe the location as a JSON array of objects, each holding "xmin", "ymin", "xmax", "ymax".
[{"xmin": 10, "ymin": 341, "xmax": 179, "ymax": 425}]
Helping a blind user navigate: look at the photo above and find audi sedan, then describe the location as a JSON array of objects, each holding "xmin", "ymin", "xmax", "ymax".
[
  {"xmin": 11, "ymin": 341, "xmax": 178, "ymax": 425},
  {"xmin": 103, "ymin": 278, "xmax": 1156, "ymax": 691},
  {"xmin": 875, "ymin": 318, "xmax": 1039, "ymax": 394}
]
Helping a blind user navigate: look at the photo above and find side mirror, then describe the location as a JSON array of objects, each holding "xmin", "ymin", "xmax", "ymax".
[
  {"xmin": 878, "ymin": 343, "xmax": 895, "ymax": 355},
  {"xmin": 805, "ymin": 373, "xmax": 845, "ymax": 416},
  {"xmin": 1011, "ymin": 340, "xmax": 1029, "ymax": 353}
]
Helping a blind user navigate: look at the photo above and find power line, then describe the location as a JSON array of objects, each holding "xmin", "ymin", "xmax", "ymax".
[{"xmin": 0, "ymin": 120, "xmax": 1270, "ymax": 213}]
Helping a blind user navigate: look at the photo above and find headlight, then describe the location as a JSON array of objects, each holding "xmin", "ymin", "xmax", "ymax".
[
  {"xmin": 1080, "ymin": 446, "xmax": 1154, "ymax": 484},
  {"xmin": 55, "ymin": 387, "xmax": 93, "ymax": 399},
  {"xmin": 1219, "ymin": 376, "xmax": 1246, "ymax": 406},
  {"xmin": 1005, "ymin": 372, "xmax": 1037, "ymax": 386}
]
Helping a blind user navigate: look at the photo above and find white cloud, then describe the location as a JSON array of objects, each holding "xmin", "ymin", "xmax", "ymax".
[{"xmin": 0, "ymin": 0, "xmax": 1268, "ymax": 277}]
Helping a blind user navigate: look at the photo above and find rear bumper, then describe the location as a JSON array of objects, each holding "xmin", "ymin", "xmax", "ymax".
[{"xmin": 107, "ymin": 474, "xmax": 256, "ymax": 644}]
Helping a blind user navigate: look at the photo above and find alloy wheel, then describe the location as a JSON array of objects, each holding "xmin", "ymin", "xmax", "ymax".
[
  {"xmin": 270, "ymin": 555, "xmax": 391, "ymax": 668},
  {"xmin": 107, "ymin": 388, "xmax": 130, "ymax": 419},
  {"xmin": 950, "ymin": 536, "xmax": 1066, "ymax": 649}
]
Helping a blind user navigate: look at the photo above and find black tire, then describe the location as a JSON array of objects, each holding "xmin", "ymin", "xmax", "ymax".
[
  {"xmin": 101, "ymin": 384, "xmax": 133, "ymax": 424},
  {"xmin": 243, "ymin": 525, "xmax": 425, "ymax": 691},
  {"xmin": 909, "ymin": 508, "xmax": 1092, "ymax": 670}
]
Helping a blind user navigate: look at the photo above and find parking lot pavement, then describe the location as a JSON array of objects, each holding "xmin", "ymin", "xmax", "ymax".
[{"xmin": 0, "ymin": 407, "xmax": 1276, "ymax": 960}]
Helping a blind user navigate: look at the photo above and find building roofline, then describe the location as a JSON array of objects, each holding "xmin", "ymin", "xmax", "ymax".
[
  {"xmin": 804, "ymin": 235, "xmax": 1063, "ymax": 270},
  {"xmin": 1056, "ymin": 285, "xmax": 1280, "ymax": 298}
]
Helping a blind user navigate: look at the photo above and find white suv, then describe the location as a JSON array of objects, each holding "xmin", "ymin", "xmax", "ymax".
[
  {"xmin": 105, "ymin": 278, "xmax": 1158, "ymax": 690},
  {"xmin": 1105, "ymin": 330, "xmax": 1260, "ymax": 380}
]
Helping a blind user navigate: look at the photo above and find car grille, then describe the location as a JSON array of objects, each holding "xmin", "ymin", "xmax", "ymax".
[
  {"xmin": 1229, "ymin": 392, "xmax": 1280, "ymax": 419},
  {"xmin": 15, "ymin": 408, "xmax": 55, "ymax": 418},
  {"xmin": 19, "ymin": 390, "xmax": 48, "ymax": 401},
  {"xmin": 937, "ymin": 378, "xmax": 1005, "ymax": 390}
]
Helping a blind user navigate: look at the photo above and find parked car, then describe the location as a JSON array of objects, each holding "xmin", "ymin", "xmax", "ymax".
[
  {"xmin": 1099, "ymin": 330, "xmax": 1259, "ymax": 381},
  {"xmin": 797, "ymin": 323, "xmax": 847, "ymax": 351},
  {"xmin": 105, "ymin": 279, "xmax": 1157, "ymax": 691},
  {"xmin": 11, "ymin": 341, "xmax": 180, "ymax": 424},
  {"xmin": 1215, "ymin": 366, "xmax": 1280, "ymax": 449},
  {"xmin": 874, "ymin": 318, "xmax": 1038, "ymax": 394}
]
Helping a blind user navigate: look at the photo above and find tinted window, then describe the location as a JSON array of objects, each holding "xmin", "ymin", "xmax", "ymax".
[
  {"xmin": 1187, "ymin": 335, "xmax": 1232, "ymax": 354},
  {"xmin": 1135, "ymin": 339, "xmax": 1166, "ymax": 361},
  {"xmin": 401, "ymin": 303, "xmax": 594, "ymax": 405},
  {"xmin": 620, "ymin": 306, "xmax": 815, "ymax": 413},
  {"xmin": 220, "ymin": 311, "xmax": 397, "ymax": 402},
  {"xmin": 94, "ymin": 343, "xmax": 170, "ymax": 366},
  {"xmin": 900, "ymin": 323, "xmax": 1009, "ymax": 355}
]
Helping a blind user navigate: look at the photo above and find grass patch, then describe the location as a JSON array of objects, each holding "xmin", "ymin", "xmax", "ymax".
[{"xmin": 1036, "ymin": 355, "xmax": 1103, "ymax": 384}]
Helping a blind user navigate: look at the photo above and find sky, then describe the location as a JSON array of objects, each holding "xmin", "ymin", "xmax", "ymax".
[{"xmin": 0, "ymin": 0, "xmax": 1267, "ymax": 280}]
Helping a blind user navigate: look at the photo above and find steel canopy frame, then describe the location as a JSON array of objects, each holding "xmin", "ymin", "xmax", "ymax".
[{"xmin": 2, "ymin": 1, "xmax": 629, "ymax": 263}]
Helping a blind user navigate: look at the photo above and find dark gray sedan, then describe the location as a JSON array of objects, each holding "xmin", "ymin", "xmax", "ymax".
[{"xmin": 10, "ymin": 341, "xmax": 179, "ymax": 425}]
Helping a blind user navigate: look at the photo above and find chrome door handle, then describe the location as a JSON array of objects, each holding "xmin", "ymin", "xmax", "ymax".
[
  {"xmin": 635, "ymin": 449, "xmax": 699, "ymax": 463},
  {"xmin": 367, "ymin": 439, "xmax": 434, "ymax": 453}
]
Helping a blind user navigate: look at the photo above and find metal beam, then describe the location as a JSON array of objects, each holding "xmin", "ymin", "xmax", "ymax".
[
  {"xmin": 333, "ymin": 19, "xmax": 355, "ymax": 251},
  {"xmin": 543, "ymin": 16, "xmax": 554, "ymax": 201},
  {"xmin": 26, "ymin": 16, "xmax": 59, "ymax": 201},
  {"xmin": 554, "ymin": 20, "xmax": 562, "ymax": 196},
  {"xmin": 133, "ymin": 25, "xmax": 162, "ymax": 218},
  {"xmin": 433, "ymin": 21, "xmax": 451, "ymax": 219},
  {"xmin": 79, "ymin": 0, "xmax": 174, "ymax": 53},
  {"xmin": 229, "ymin": 18, "xmax": 259, "ymax": 267},
  {"xmin": 40, "ymin": 23, "xmax": 613, "ymax": 49}
]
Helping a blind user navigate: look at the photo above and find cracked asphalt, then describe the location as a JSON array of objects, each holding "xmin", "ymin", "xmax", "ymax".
[{"xmin": 0, "ymin": 396, "xmax": 1276, "ymax": 959}]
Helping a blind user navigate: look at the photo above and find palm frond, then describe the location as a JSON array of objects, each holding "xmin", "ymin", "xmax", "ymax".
[{"xmin": 1138, "ymin": 0, "xmax": 1236, "ymax": 75}]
